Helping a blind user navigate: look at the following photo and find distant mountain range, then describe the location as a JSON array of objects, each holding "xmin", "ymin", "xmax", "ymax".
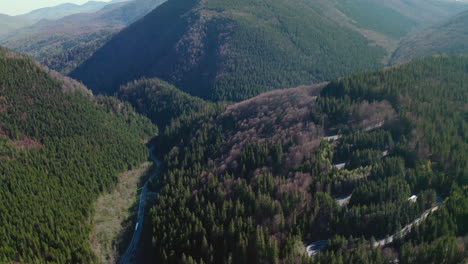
[
  {"xmin": 0, "ymin": 47, "xmax": 156, "ymax": 263},
  {"xmin": 0, "ymin": 0, "xmax": 166, "ymax": 73},
  {"xmin": 145, "ymin": 54, "xmax": 468, "ymax": 263},
  {"xmin": 0, "ymin": 14, "xmax": 31, "ymax": 35},
  {"xmin": 0, "ymin": 0, "xmax": 129, "ymax": 36},
  {"xmin": 17, "ymin": 0, "xmax": 129, "ymax": 22}
]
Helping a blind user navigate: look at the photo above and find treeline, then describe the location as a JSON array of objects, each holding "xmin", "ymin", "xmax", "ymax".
[{"xmin": 0, "ymin": 48, "xmax": 157, "ymax": 263}]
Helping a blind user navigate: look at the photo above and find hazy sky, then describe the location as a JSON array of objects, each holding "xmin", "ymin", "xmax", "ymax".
[{"xmin": 0, "ymin": 0, "xmax": 111, "ymax": 16}]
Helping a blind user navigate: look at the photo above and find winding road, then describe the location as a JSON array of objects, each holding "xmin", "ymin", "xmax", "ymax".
[
  {"xmin": 306, "ymin": 204, "xmax": 440, "ymax": 256},
  {"xmin": 119, "ymin": 147, "xmax": 160, "ymax": 264},
  {"xmin": 372, "ymin": 205, "xmax": 439, "ymax": 247}
]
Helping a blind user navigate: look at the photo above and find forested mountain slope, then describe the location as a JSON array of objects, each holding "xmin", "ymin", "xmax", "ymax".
[
  {"xmin": 145, "ymin": 55, "xmax": 467, "ymax": 263},
  {"xmin": 0, "ymin": 48, "xmax": 157, "ymax": 263},
  {"xmin": 70, "ymin": 0, "xmax": 468, "ymax": 101},
  {"xmin": 391, "ymin": 11, "xmax": 468, "ymax": 64},
  {"xmin": 70, "ymin": 0, "xmax": 390, "ymax": 101},
  {"xmin": 118, "ymin": 78, "xmax": 218, "ymax": 128},
  {"xmin": 41, "ymin": 34, "xmax": 114, "ymax": 75},
  {"xmin": 0, "ymin": 0, "xmax": 166, "ymax": 73}
]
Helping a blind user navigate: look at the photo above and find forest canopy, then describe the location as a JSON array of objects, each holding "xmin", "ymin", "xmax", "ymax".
[
  {"xmin": 0, "ymin": 48, "xmax": 157, "ymax": 263},
  {"xmin": 144, "ymin": 55, "xmax": 468, "ymax": 263}
]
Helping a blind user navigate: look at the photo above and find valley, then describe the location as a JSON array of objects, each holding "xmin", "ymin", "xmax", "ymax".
[
  {"xmin": 0, "ymin": 0, "xmax": 467, "ymax": 263},
  {"xmin": 120, "ymin": 147, "xmax": 161, "ymax": 264},
  {"xmin": 91, "ymin": 160, "xmax": 152, "ymax": 264},
  {"xmin": 391, "ymin": 10, "xmax": 468, "ymax": 64}
]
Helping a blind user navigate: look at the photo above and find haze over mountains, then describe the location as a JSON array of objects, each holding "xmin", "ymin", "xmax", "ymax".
[
  {"xmin": 0, "ymin": 0, "xmax": 127, "ymax": 36},
  {"xmin": 0, "ymin": 14, "xmax": 31, "ymax": 35},
  {"xmin": 0, "ymin": 0, "xmax": 166, "ymax": 73},
  {"xmin": 17, "ymin": 0, "xmax": 129, "ymax": 22},
  {"xmin": 0, "ymin": 0, "xmax": 467, "ymax": 263},
  {"xmin": 0, "ymin": 47, "xmax": 157, "ymax": 262}
]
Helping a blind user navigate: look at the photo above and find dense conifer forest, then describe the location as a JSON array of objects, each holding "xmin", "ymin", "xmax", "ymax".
[
  {"xmin": 1, "ymin": 0, "xmax": 468, "ymax": 262},
  {"xmin": 71, "ymin": 0, "xmax": 388, "ymax": 101},
  {"xmin": 118, "ymin": 78, "xmax": 220, "ymax": 129},
  {"xmin": 0, "ymin": 48, "xmax": 157, "ymax": 263},
  {"xmin": 144, "ymin": 55, "xmax": 467, "ymax": 263}
]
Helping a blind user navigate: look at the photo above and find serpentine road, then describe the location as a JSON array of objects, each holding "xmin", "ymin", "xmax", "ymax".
[
  {"xmin": 306, "ymin": 204, "xmax": 440, "ymax": 256},
  {"xmin": 119, "ymin": 147, "xmax": 160, "ymax": 264}
]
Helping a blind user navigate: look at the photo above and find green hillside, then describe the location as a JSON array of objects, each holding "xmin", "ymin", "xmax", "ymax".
[
  {"xmin": 0, "ymin": 48, "xmax": 157, "ymax": 263},
  {"xmin": 71, "ymin": 0, "xmax": 388, "ymax": 101},
  {"xmin": 145, "ymin": 55, "xmax": 467, "ymax": 263},
  {"xmin": 391, "ymin": 11, "xmax": 468, "ymax": 64},
  {"xmin": 118, "ymin": 78, "xmax": 218, "ymax": 129}
]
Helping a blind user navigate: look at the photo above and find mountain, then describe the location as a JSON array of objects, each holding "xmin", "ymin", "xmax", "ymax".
[
  {"xmin": 118, "ymin": 78, "xmax": 218, "ymax": 128},
  {"xmin": 70, "ymin": 0, "xmax": 468, "ymax": 101},
  {"xmin": 391, "ymin": 10, "xmax": 468, "ymax": 64},
  {"xmin": 70, "ymin": 0, "xmax": 389, "ymax": 101},
  {"xmin": 0, "ymin": 47, "xmax": 157, "ymax": 263},
  {"xmin": 145, "ymin": 55, "xmax": 468, "ymax": 263},
  {"xmin": 371, "ymin": 0, "xmax": 468, "ymax": 24},
  {"xmin": 40, "ymin": 34, "xmax": 114, "ymax": 75},
  {"xmin": 17, "ymin": 1, "xmax": 117, "ymax": 22},
  {"xmin": 0, "ymin": 0, "xmax": 166, "ymax": 72},
  {"xmin": 332, "ymin": 0, "xmax": 468, "ymax": 39},
  {"xmin": 0, "ymin": 14, "xmax": 32, "ymax": 36},
  {"xmin": 94, "ymin": 0, "xmax": 166, "ymax": 25}
]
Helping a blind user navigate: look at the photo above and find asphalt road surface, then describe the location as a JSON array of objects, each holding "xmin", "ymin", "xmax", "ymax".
[
  {"xmin": 306, "ymin": 204, "xmax": 440, "ymax": 257},
  {"xmin": 120, "ymin": 147, "xmax": 160, "ymax": 264}
]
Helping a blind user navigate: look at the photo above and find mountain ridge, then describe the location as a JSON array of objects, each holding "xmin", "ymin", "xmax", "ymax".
[
  {"xmin": 0, "ymin": 0, "xmax": 166, "ymax": 72},
  {"xmin": 70, "ymin": 0, "xmax": 468, "ymax": 101},
  {"xmin": 70, "ymin": 0, "xmax": 389, "ymax": 101},
  {"xmin": 15, "ymin": 0, "xmax": 130, "ymax": 21}
]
